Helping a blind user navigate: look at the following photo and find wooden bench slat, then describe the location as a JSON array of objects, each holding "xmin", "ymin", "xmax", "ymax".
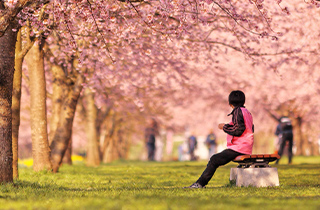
[
  {"xmin": 232, "ymin": 154, "xmax": 280, "ymax": 168},
  {"xmin": 234, "ymin": 154, "xmax": 280, "ymax": 162},
  {"xmin": 233, "ymin": 154, "xmax": 280, "ymax": 163}
]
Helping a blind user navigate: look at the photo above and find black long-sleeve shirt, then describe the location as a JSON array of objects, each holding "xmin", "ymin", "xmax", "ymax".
[
  {"xmin": 223, "ymin": 106, "xmax": 247, "ymax": 137},
  {"xmin": 145, "ymin": 127, "xmax": 158, "ymax": 144}
]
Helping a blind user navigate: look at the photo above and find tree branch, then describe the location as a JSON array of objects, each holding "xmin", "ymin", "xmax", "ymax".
[
  {"xmin": 86, "ymin": 0, "xmax": 115, "ymax": 63},
  {"xmin": 0, "ymin": 0, "xmax": 49, "ymax": 37}
]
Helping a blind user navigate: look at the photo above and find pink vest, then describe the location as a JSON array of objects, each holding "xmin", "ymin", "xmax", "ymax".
[{"xmin": 226, "ymin": 107, "xmax": 254, "ymax": 154}]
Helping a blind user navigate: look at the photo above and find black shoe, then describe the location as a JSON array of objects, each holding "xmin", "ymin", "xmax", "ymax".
[{"xmin": 183, "ymin": 183, "xmax": 204, "ymax": 189}]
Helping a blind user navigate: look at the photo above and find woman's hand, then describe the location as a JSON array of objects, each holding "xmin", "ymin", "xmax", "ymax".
[{"xmin": 218, "ymin": 123, "xmax": 225, "ymax": 130}]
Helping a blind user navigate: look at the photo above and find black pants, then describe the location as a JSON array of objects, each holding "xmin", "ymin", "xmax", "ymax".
[
  {"xmin": 196, "ymin": 149, "xmax": 244, "ymax": 186},
  {"xmin": 189, "ymin": 148, "xmax": 196, "ymax": 161},
  {"xmin": 276, "ymin": 132, "xmax": 293, "ymax": 164},
  {"xmin": 147, "ymin": 143, "xmax": 155, "ymax": 161}
]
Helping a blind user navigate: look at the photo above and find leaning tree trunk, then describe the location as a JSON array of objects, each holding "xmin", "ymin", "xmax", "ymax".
[
  {"xmin": 84, "ymin": 88, "xmax": 101, "ymax": 167},
  {"xmin": 12, "ymin": 29, "xmax": 23, "ymax": 179},
  {"xmin": 0, "ymin": 23, "xmax": 17, "ymax": 184},
  {"xmin": 26, "ymin": 39, "xmax": 52, "ymax": 172},
  {"xmin": 49, "ymin": 64, "xmax": 72, "ymax": 164},
  {"xmin": 62, "ymin": 137, "xmax": 72, "ymax": 165},
  {"xmin": 50, "ymin": 71, "xmax": 84, "ymax": 173}
]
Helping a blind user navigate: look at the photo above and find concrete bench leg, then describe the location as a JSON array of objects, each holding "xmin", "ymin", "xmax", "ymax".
[{"xmin": 230, "ymin": 168, "xmax": 280, "ymax": 187}]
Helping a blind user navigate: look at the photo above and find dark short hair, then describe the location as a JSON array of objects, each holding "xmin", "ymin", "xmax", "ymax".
[{"xmin": 228, "ymin": 90, "xmax": 245, "ymax": 107}]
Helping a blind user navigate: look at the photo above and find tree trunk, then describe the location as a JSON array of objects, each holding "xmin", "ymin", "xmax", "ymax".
[
  {"xmin": 26, "ymin": 39, "xmax": 52, "ymax": 172},
  {"xmin": 84, "ymin": 88, "xmax": 101, "ymax": 167},
  {"xmin": 50, "ymin": 64, "xmax": 72, "ymax": 165},
  {"xmin": 0, "ymin": 23, "xmax": 17, "ymax": 184},
  {"xmin": 311, "ymin": 138, "xmax": 319, "ymax": 156},
  {"xmin": 117, "ymin": 128, "xmax": 130, "ymax": 159},
  {"xmin": 62, "ymin": 137, "xmax": 72, "ymax": 165},
  {"xmin": 102, "ymin": 135, "xmax": 115, "ymax": 163},
  {"xmin": 50, "ymin": 71, "xmax": 84, "ymax": 173},
  {"xmin": 50, "ymin": 64, "xmax": 74, "ymax": 166},
  {"xmin": 12, "ymin": 29, "xmax": 23, "ymax": 179},
  {"xmin": 295, "ymin": 116, "xmax": 304, "ymax": 156},
  {"xmin": 101, "ymin": 112, "xmax": 126, "ymax": 163},
  {"xmin": 101, "ymin": 111, "xmax": 116, "ymax": 163},
  {"xmin": 49, "ymin": 65, "xmax": 66, "ymax": 144}
]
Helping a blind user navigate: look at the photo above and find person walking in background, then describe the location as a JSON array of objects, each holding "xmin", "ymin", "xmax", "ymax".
[
  {"xmin": 205, "ymin": 129, "xmax": 217, "ymax": 158},
  {"xmin": 185, "ymin": 90, "xmax": 254, "ymax": 188},
  {"xmin": 188, "ymin": 133, "xmax": 198, "ymax": 161},
  {"xmin": 145, "ymin": 118, "xmax": 159, "ymax": 161},
  {"xmin": 275, "ymin": 116, "xmax": 293, "ymax": 164}
]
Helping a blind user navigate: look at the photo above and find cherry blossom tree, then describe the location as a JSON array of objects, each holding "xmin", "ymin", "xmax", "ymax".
[
  {"xmin": 2, "ymin": 0, "xmax": 320, "ymax": 182},
  {"xmin": 0, "ymin": 0, "xmax": 51, "ymax": 183}
]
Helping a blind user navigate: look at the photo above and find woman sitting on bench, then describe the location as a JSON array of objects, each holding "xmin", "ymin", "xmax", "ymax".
[{"xmin": 185, "ymin": 90, "xmax": 254, "ymax": 188}]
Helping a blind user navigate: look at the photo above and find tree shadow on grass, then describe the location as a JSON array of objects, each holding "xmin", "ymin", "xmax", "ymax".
[
  {"xmin": 0, "ymin": 195, "xmax": 11, "ymax": 199},
  {"xmin": 10, "ymin": 180, "xmax": 174, "ymax": 194},
  {"xmin": 10, "ymin": 180, "xmax": 110, "ymax": 193}
]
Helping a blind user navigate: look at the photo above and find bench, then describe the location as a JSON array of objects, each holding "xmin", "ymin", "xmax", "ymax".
[
  {"xmin": 230, "ymin": 154, "xmax": 280, "ymax": 187},
  {"xmin": 233, "ymin": 154, "xmax": 280, "ymax": 168}
]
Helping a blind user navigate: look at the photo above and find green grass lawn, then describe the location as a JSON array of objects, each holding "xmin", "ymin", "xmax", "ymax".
[{"xmin": 1, "ymin": 156, "xmax": 319, "ymax": 210}]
